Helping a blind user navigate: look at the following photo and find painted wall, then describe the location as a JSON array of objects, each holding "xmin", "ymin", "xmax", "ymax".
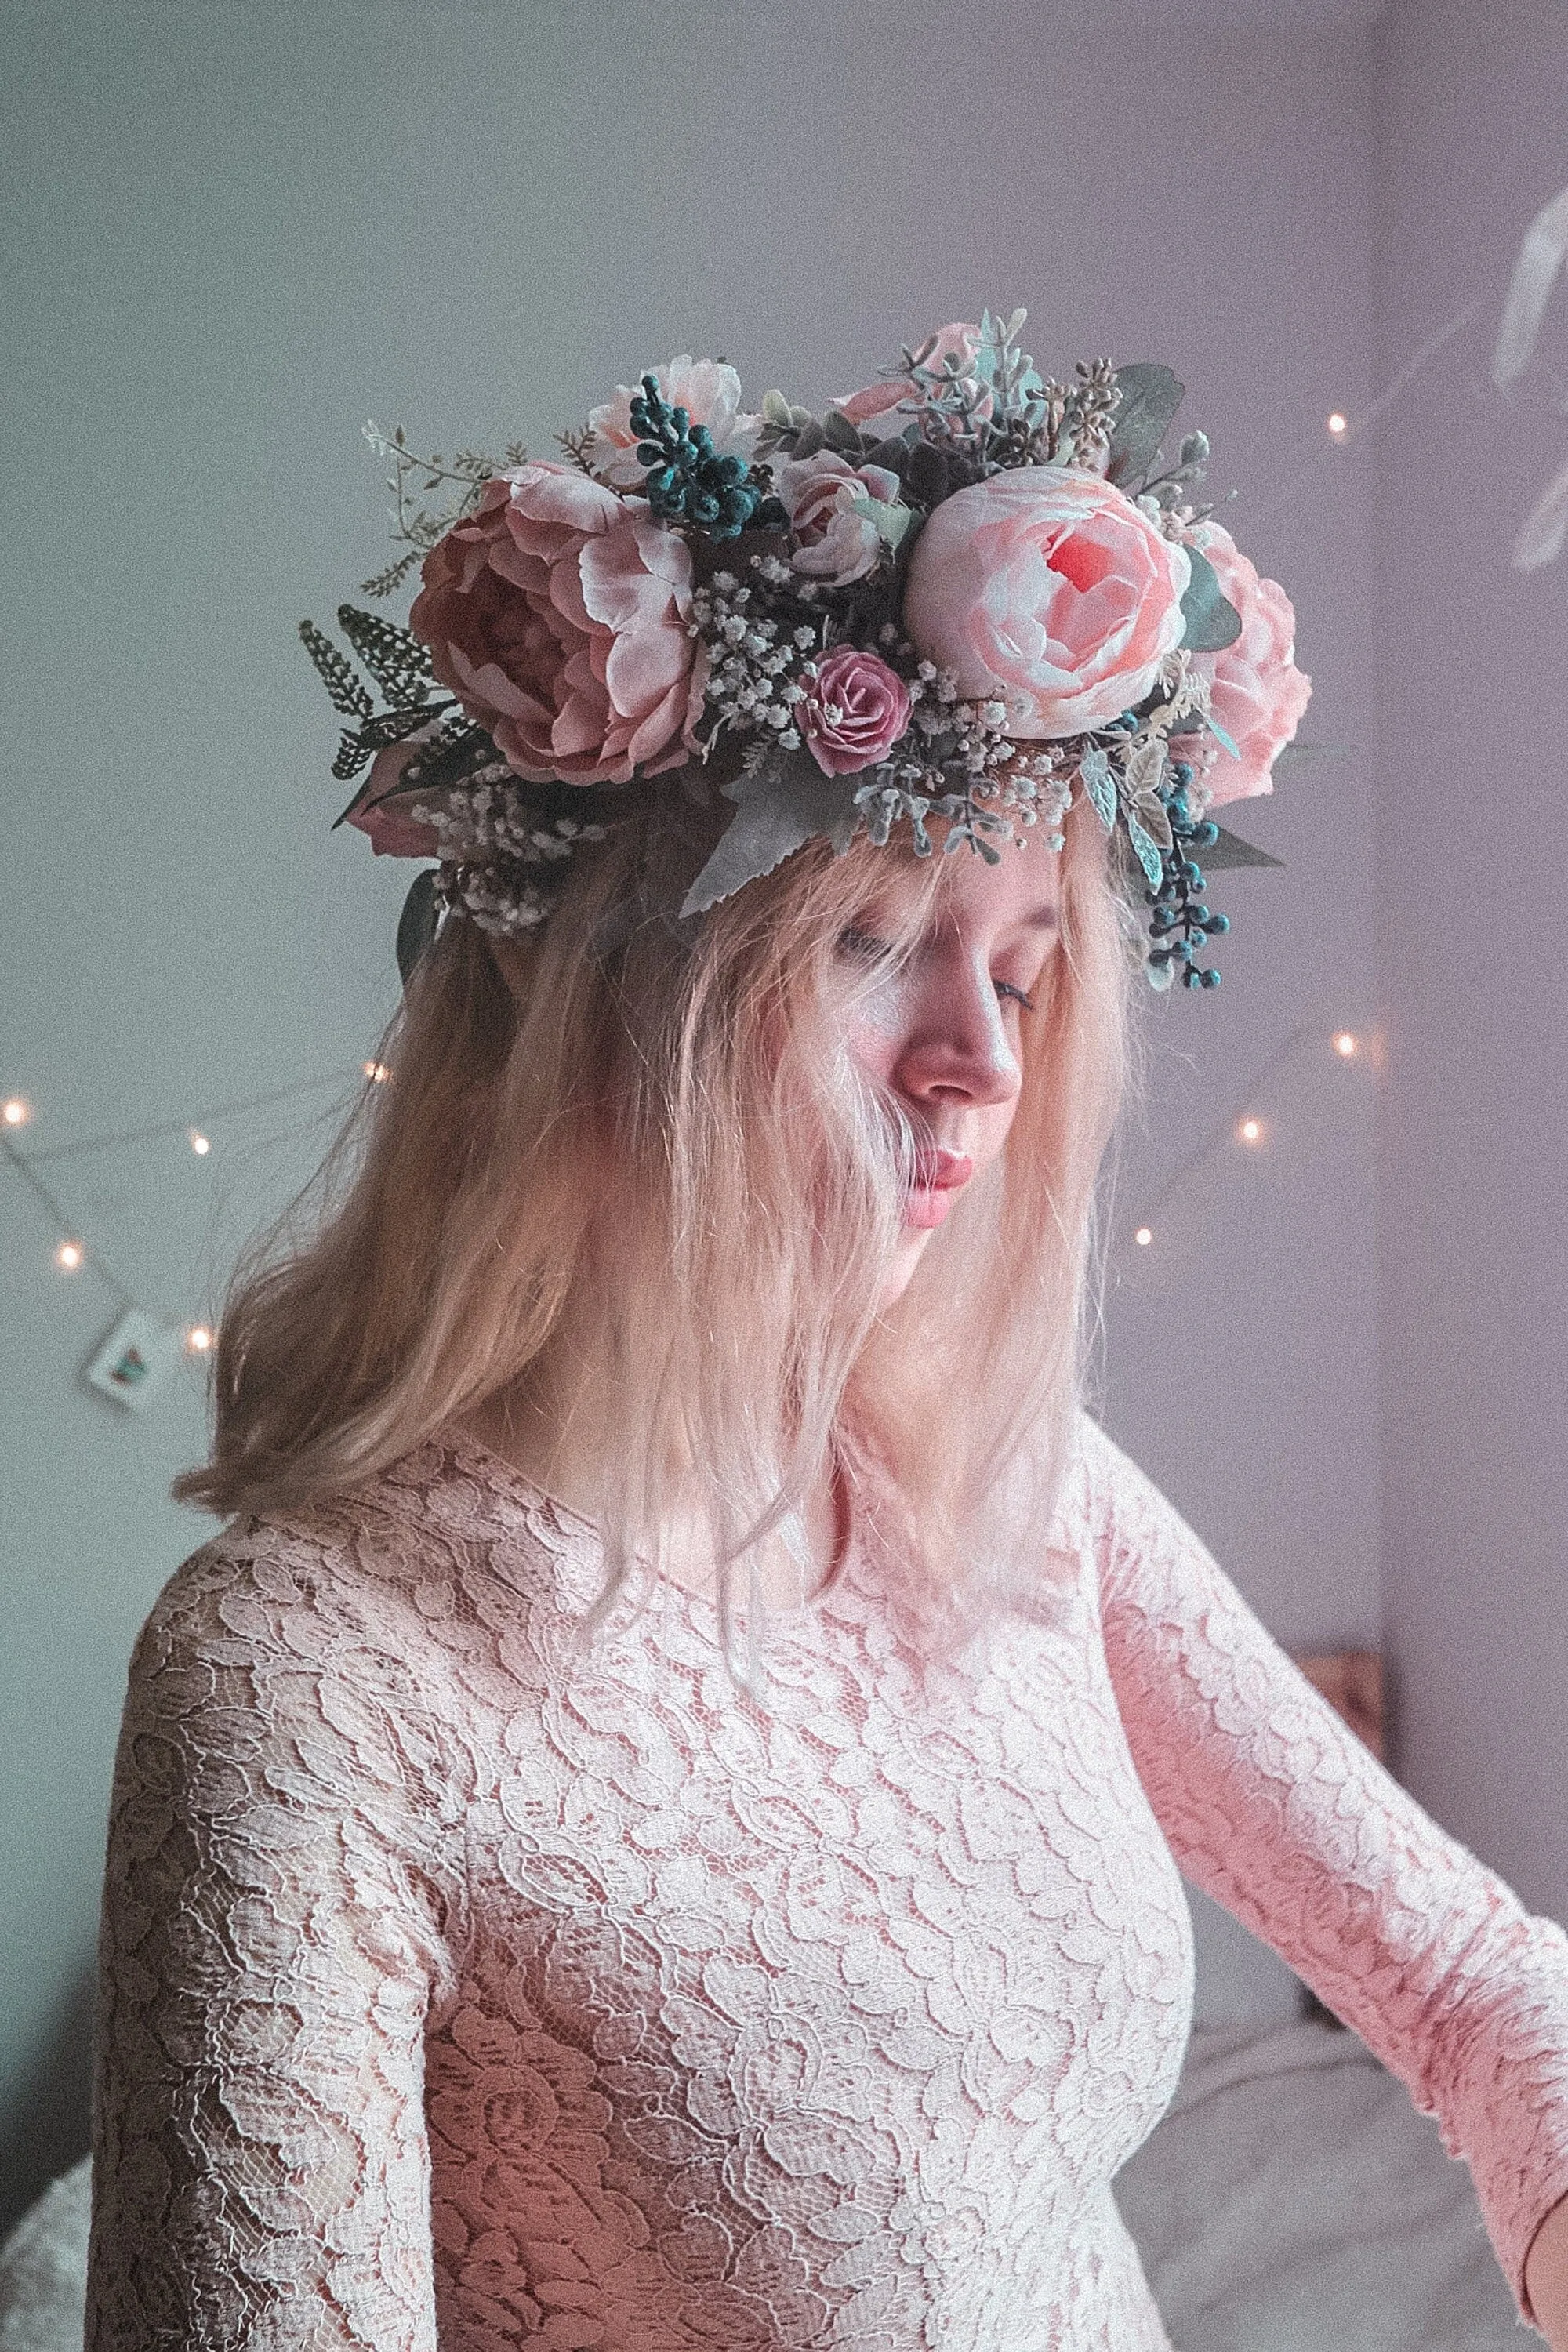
[
  {"xmin": 1, "ymin": 0, "xmax": 1381, "ymax": 2226},
  {"xmin": 1372, "ymin": 0, "xmax": 1568, "ymax": 1922}
]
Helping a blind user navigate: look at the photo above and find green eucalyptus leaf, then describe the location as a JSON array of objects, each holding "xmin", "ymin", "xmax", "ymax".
[
  {"xmin": 395, "ymin": 867, "xmax": 440, "ymax": 984},
  {"xmin": 1106, "ymin": 363, "xmax": 1185, "ymax": 488},
  {"xmin": 1124, "ymin": 811, "xmax": 1167, "ymax": 891},
  {"xmin": 680, "ymin": 750, "xmax": 860, "ymax": 918},
  {"xmin": 850, "ymin": 494, "xmax": 913, "ymax": 549},
  {"xmin": 1079, "ymin": 744, "xmax": 1117, "ymax": 830},
  {"xmin": 1123, "ymin": 733, "xmax": 1170, "ymax": 800},
  {"xmin": 822, "ymin": 408, "xmax": 866, "ymax": 455},
  {"xmin": 1179, "ymin": 545, "xmax": 1243, "ymax": 652},
  {"xmin": 1130, "ymin": 790, "xmax": 1174, "ymax": 853}
]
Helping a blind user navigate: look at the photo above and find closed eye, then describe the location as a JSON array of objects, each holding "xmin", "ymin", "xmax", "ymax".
[{"xmin": 837, "ymin": 928, "xmax": 1036, "ymax": 1014}]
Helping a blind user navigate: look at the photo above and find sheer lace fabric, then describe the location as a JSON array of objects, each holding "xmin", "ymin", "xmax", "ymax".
[{"xmin": 87, "ymin": 1419, "xmax": 1568, "ymax": 2351}]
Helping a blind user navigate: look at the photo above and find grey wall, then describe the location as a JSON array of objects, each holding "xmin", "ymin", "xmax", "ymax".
[
  {"xmin": 4, "ymin": 0, "xmax": 1386, "ymax": 2227},
  {"xmin": 1372, "ymin": 0, "xmax": 1568, "ymax": 1922}
]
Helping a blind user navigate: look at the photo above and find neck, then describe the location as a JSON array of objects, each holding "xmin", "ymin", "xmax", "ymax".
[{"xmin": 459, "ymin": 1342, "xmax": 845, "ymax": 1608}]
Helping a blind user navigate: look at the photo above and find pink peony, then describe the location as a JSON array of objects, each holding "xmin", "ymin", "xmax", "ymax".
[
  {"xmin": 585, "ymin": 356, "xmax": 760, "ymax": 489},
  {"xmin": 343, "ymin": 737, "xmax": 441, "ymax": 858},
  {"xmin": 835, "ymin": 322, "xmax": 986, "ymax": 434},
  {"xmin": 776, "ymin": 452, "xmax": 906, "ymax": 586},
  {"xmin": 901, "ymin": 469, "xmax": 1192, "ymax": 738},
  {"xmin": 799, "ymin": 645, "xmax": 912, "ymax": 775},
  {"xmin": 1186, "ymin": 521, "xmax": 1311, "ymax": 804},
  {"xmin": 408, "ymin": 462, "xmax": 706, "ymax": 787}
]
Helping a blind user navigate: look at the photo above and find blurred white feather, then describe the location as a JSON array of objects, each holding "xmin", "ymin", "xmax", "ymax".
[
  {"xmin": 1493, "ymin": 185, "xmax": 1568, "ymax": 391},
  {"xmin": 1512, "ymin": 450, "xmax": 1568, "ymax": 572}
]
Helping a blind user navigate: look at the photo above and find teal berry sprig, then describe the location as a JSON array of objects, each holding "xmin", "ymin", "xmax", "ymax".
[
  {"xmin": 1146, "ymin": 767, "xmax": 1229, "ymax": 989},
  {"xmin": 630, "ymin": 374, "xmax": 788, "ymax": 540}
]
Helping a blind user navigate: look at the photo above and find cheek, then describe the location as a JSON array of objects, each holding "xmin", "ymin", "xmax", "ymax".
[
  {"xmin": 838, "ymin": 997, "xmax": 903, "ymax": 1087},
  {"xmin": 974, "ymin": 1090, "xmax": 1023, "ymax": 1172}
]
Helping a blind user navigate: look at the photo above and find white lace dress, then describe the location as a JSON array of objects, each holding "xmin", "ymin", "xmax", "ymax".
[{"xmin": 85, "ymin": 1417, "xmax": 1568, "ymax": 2350}]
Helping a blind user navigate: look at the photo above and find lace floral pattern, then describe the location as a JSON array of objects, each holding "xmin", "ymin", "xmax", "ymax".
[{"xmin": 86, "ymin": 1420, "xmax": 1568, "ymax": 2350}]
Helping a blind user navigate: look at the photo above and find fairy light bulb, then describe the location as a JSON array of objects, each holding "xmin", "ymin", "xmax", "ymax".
[
  {"xmin": 1333, "ymin": 1031, "xmax": 1359, "ymax": 1058},
  {"xmin": 1236, "ymin": 1115, "xmax": 1265, "ymax": 1148},
  {"xmin": 1134, "ymin": 1226, "xmax": 1153, "ymax": 1248},
  {"xmin": 187, "ymin": 1127, "xmax": 212, "ymax": 1156},
  {"xmin": 364, "ymin": 1061, "xmax": 391, "ymax": 1084},
  {"xmin": 187, "ymin": 1324, "xmax": 215, "ymax": 1354},
  {"xmin": 2, "ymin": 1098, "xmax": 31, "ymax": 1128},
  {"xmin": 1327, "ymin": 411, "xmax": 1348, "ymax": 439},
  {"xmin": 55, "ymin": 1240, "xmax": 84, "ymax": 1272}
]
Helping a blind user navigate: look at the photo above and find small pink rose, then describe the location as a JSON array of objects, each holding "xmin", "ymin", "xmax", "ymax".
[
  {"xmin": 408, "ymin": 461, "xmax": 706, "ymax": 788},
  {"xmin": 799, "ymin": 645, "xmax": 912, "ymax": 776},
  {"xmin": 902, "ymin": 468, "xmax": 1192, "ymax": 737},
  {"xmin": 835, "ymin": 322, "xmax": 986, "ymax": 434},
  {"xmin": 584, "ymin": 356, "xmax": 760, "ymax": 489},
  {"xmin": 776, "ymin": 452, "xmax": 905, "ymax": 586},
  {"xmin": 1186, "ymin": 521, "xmax": 1311, "ymax": 804},
  {"xmin": 343, "ymin": 737, "xmax": 442, "ymax": 858}
]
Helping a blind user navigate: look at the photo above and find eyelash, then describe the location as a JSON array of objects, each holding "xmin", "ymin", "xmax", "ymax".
[{"xmin": 836, "ymin": 927, "xmax": 1036, "ymax": 1014}]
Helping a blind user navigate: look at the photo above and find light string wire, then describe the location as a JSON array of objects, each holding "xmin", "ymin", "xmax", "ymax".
[
  {"xmin": 2, "ymin": 1069, "xmax": 364, "ymax": 1337},
  {"xmin": 1123, "ymin": 1025, "xmax": 1365, "ymax": 1251}
]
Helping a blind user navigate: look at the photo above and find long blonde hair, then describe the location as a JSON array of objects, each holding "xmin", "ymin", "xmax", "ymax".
[{"xmin": 177, "ymin": 788, "xmax": 1133, "ymax": 1625}]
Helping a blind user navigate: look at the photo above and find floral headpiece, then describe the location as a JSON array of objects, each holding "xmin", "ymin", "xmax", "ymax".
[{"xmin": 303, "ymin": 311, "xmax": 1308, "ymax": 989}]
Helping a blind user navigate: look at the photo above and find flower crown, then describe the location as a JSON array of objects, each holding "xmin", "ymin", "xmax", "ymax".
[{"xmin": 303, "ymin": 311, "xmax": 1308, "ymax": 989}]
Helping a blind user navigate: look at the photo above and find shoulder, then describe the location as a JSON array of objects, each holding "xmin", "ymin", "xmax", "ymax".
[
  {"xmin": 1058, "ymin": 1409, "xmax": 1215, "ymax": 1592},
  {"xmin": 130, "ymin": 1439, "xmax": 503, "ymax": 1725}
]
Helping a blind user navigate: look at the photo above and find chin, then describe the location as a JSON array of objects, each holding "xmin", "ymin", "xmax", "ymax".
[{"xmin": 878, "ymin": 1237, "xmax": 931, "ymax": 1312}]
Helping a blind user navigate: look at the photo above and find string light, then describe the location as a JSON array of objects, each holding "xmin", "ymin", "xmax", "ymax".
[
  {"xmin": 1333, "ymin": 1030, "xmax": 1359, "ymax": 1058},
  {"xmin": 1134, "ymin": 1225, "xmax": 1154, "ymax": 1247},
  {"xmin": 364, "ymin": 1061, "xmax": 392, "ymax": 1084},
  {"xmin": 2, "ymin": 1098, "xmax": 31, "ymax": 1127},
  {"xmin": 1327, "ymin": 411, "xmax": 1348, "ymax": 438},
  {"xmin": 1236, "ymin": 1115, "xmax": 1266, "ymax": 1147},
  {"xmin": 55, "ymin": 1240, "xmax": 84, "ymax": 1272},
  {"xmin": 187, "ymin": 1127, "xmax": 211, "ymax": 1156},
  {"xmin": 186, "ymin": 1324, "xmax": 215, "ymax": 1354}
]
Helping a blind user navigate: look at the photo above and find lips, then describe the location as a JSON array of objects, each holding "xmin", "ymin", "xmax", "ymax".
[
  {"xmin": 909, "ymin": 1148, "xmax": 974, "ymax": 1192},
  {"xmin": 903, "ymin": 1148, "xmax": 974, "ymax": 1231}
]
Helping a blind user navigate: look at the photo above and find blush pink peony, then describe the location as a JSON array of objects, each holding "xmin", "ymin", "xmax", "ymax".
[
  {"xmin": 835, "ymin": 322, "xmax": 987, "ymax": 434},
  {"xmin": 776, "ymin": 452, "xmax": 905, "ymax": 586},
  {"xmin": 902, "ymin": 469, "xmax": 1192, "ymax": 738},
  {"xmin": 799, "ymin": 645, "xmax": 912, "ymax": 775},
  {"xmin": 585, "ymin": 357, "xmax": 760, "ymax": 490},
  {"xmin": 344, "ymin": 736, "xmax": 441, "ymax": 858},
  {"xmin": 1185, "ymin": 521, "xmax": 1311, "ymax": 804},
  {"xmin": 408, "ymin": 463, "xmax": 707, "ymax": 788}
]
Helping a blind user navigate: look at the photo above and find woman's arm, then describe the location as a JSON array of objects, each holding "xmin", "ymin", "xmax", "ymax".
[
  {"xmin": 1527, "ymin": 2194, "xmax": 1568, "ymax": 2346},
  {"xmin": 1085, "ymin": 1423, "xmax": 1568, "ymax": 2335},
  {"xmin": 86, "ymin": 1534, "xmax": 456, "ymax": 2352}
]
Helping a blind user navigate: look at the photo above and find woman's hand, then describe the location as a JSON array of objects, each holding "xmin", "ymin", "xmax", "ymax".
[{"xmin": 1525, "ymin": 2191, "xmax": 1568, "ymax": 2343}]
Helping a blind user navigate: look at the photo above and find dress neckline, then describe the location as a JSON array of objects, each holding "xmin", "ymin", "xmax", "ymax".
[{"xmin": 436, "ymin": 1423, "xmax": 862, "ymax": 1624}]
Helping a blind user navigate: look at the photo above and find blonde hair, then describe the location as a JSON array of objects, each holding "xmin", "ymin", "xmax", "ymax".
[{"xmin": 177, "ymin": 789, "xmax": 1133, "ymax": 1632}]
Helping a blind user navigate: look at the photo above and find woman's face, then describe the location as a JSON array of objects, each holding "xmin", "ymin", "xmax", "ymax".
[{"xmin": 835, "ymin": 830, "xmax": 1062, "ymax": 1306}]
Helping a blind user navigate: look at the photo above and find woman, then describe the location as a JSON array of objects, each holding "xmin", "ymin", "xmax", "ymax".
[{"xmin": 87, "ymin": 325, "xmax": 1568, "ymax": 2348}]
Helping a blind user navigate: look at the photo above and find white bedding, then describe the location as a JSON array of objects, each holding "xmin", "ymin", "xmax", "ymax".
[{"xmin": 1115, "ymin": 2013, "xmax": 1523, "ymax": 2349}]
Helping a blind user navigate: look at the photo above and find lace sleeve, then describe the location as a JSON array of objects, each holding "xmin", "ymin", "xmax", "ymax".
[
  {"xmin": 1086, "ymin": 1422, "xmax": 1568, "ymax": 2326},
  {"xmin": 85, "ymin": 1529, "xmax": 458, "ymax": 2352}
]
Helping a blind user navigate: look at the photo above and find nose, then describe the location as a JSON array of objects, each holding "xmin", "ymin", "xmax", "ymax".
[{"xmin": 893, "ymin": 962, "xmax": 1022, "ymax": 1112}]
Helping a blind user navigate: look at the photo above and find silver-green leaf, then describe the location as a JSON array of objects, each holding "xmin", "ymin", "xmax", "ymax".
[{"xmin": 680, "ymin": 750, "xmax": 861, "ymax": 918}]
